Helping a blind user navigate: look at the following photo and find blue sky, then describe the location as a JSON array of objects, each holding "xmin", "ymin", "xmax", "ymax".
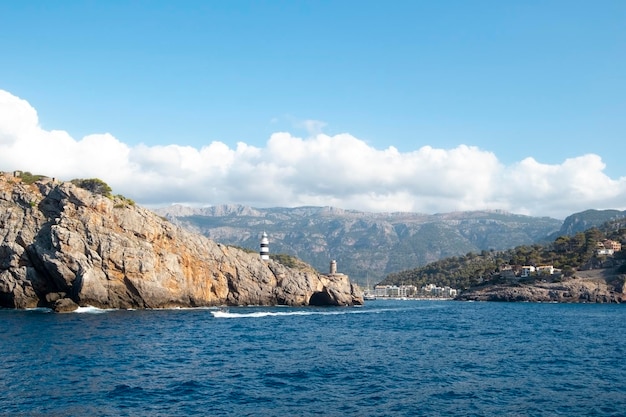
[{"xmin": 1, "ymin": 1, "xmax": 625, "ymax": 218}]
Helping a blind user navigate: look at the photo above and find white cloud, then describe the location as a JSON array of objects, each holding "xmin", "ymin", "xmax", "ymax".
[{"xmin": 1, "ymin": 89, "xmax": 625, "ymax": 219}]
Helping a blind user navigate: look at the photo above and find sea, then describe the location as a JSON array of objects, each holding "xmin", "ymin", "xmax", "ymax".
[{"xmin": 1, "ymin": 299, "xmax": 625, "ymax": 417}]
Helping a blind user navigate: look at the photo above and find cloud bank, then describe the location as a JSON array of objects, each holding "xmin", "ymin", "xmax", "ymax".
[{"xmin": 1, "ymin": 89, "xmax": 625, "ymax": 219}]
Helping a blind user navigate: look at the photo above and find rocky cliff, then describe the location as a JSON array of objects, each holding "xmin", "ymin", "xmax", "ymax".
[
  {"xmin": 0, "ymin": 173, "xmax": 362, "ymax": 311},
  {"xmin": 457, "ymin": 270, "xmax": 626, "ymax": 303}
]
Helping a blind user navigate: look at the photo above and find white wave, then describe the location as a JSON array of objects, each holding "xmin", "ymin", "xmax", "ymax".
[
  {"xmin": 212, "ymin": 310, "xmax": 314, "ymax": 319},
  {"xmin": 158, "ymin": 306, "xmax": 221, "ymax": 311},
  {"xmin": 211, "ymin": 307, "xmax": 392, "ymax": 319},
  {"xmin": 25, "ymin": 307, "xmax": 53, "ymax": 313},
  {"xmin": 73, "ymin": 306, "xmax": 113, "ymax": 314}
]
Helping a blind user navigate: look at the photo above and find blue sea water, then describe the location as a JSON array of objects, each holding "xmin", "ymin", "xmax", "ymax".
[{"xmin": 1, "ymin": 300, "xmax": 625, "ymax": 417}]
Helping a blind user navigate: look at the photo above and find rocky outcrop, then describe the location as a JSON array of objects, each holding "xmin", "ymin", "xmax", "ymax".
[
  {"xmin": 457, "ymin": 275, "xmax": 626, "ymax": 303},
  {"xmin": 0, "ymin": 173, "xmax": 363, "ymax": 311}
]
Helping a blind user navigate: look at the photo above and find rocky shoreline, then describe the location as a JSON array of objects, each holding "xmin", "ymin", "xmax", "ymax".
[
  {"xmin": 457, "ymin": 270, "xmax": 626, "ymax": 303},
  {"xmin": 0, "ymin": 173, "xmax": 363, "ymax": 311}
]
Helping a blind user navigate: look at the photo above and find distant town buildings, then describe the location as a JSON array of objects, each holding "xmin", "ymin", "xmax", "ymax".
[{"xmin": 371, "ymin": 284, "xmax": 458, "ymax": 299}]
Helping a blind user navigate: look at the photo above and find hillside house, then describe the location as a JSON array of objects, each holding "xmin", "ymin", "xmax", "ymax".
[
  {"xmin": 603, "ymin": 239, "xmax": 622, "ymax": 252},
  {"xmin": 596, "ymin": 242, "xmax": 609, "ymax": 255},
  {"xmin": 499, "ymin": 265, "xmax": 517, "ymax": 280},
  {"xmin": 520, "ymin": 265, "xmax": 560, "ymax": 278},
  {"xmin": 596, "ymin": 240, "xmax": 621, "ymax": 256},
  {"xmin": 536, "ymin": 265, "xmax": 555, "ymax": 275}
]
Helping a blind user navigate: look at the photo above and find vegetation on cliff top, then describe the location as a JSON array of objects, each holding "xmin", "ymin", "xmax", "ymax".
[
  {"xmin": 227, "ymin": 245, "xmax": 314, "ymax": 271},
  {"xmin": 381, "ymin": 218, "xmax": 626, "ymax": 290},
  {"xmin": 18, "ymin": 171, "xmax": 46, "ymax": 185},
  {"xmin": 71, "ymin": 178, "xmax": 113, "ymax": 197},
  {"xmin": 270, "ymin": 253, "xmax": 317, "ymax": 271},
  {"xmin": 69, "ymin": 178, "xmax": 135, "ymax": 206}
]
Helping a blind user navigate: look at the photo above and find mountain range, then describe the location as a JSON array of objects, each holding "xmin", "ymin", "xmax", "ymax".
[{"xmin": 155, "ymin": 205, "xmax": 626, "ymax": 285}]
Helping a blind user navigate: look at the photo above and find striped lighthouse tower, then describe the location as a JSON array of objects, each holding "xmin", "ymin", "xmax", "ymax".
[{"xmin": 259, "ymin": 231, "xmax": 270, "ymax": 261}]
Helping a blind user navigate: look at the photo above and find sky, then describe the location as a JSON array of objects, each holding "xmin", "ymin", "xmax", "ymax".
[{"xmin": 0, "ymin": 0, "xmax": 625, "ymax": 219}]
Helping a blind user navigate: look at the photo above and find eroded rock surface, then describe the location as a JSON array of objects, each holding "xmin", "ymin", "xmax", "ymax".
[
  {"xmin": 0, "ymin": 174, "xmax": 363, "ymax": 310},
  {"xmin": 457, "ymin": 275, "xmax": 625, "ymax": 303}
]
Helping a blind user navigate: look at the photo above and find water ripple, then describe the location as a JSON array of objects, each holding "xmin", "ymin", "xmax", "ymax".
[{"xmin": 1, "ymin": 302, "xmax": 625, "ymax": 416}]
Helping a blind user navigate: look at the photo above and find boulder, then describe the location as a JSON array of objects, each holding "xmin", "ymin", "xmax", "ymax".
[{"xmin": 53, "ymin": 297, "xmax": 79, "ymax": 313}]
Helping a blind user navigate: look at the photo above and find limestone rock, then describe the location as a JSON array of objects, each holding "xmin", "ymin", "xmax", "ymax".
[
  {"xmin": 0, "ymin": 173, "xmax": 363, "ymax": 310},
  {"xmin": 53, "ymin": 297, "xmax": 79, "ymax": 313},
  {"xmin": 457, "ymin": 277, "xmax": 625, "ymax": 303}
]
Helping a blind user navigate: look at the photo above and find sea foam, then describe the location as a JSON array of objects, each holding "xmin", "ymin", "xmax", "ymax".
[
  {"xmin": 73, "ymin": 306, "xmax": 113, "ymax": 314},
  {"xmin": 211, "ymin": 307, "xmax": 387, "ymax": 319}
]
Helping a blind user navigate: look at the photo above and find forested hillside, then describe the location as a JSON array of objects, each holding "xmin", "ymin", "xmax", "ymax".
[
  {"xmin": 549, "ymin": 209, "xmax": 626, "ymax": 239},
  {"xmin": 381, "ymin": 218, "xmax": 626, "ymax": 290}
]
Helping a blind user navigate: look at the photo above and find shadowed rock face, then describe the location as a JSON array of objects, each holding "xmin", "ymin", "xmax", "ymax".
[{"xmin": 0, "ymin": 174, "xmax": 363, "ymax": 311}]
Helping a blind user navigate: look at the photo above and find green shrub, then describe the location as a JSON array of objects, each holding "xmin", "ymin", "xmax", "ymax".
[
  {"xmin": 20, "ymin": 172, "xmax": 45, "ymax": 185},
  {"xmin": 229, "ymin": 245, "xmax": 257, "ymax": 254},
  {"xmin": 113, "ymin": 194, "xmax": 135, "ymax": 207},
  {"xmin": 270, "ymin": 253, "xmax": 313, "ymax": 271},
  {"xmin": 71, "ymin": 178, "xmax": 112, "ymax": 197}
]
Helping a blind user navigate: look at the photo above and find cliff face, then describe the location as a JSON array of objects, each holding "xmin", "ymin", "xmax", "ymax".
[{"xmin": 0, "ymin": 174, "xmax": 362, "ymax": 311}]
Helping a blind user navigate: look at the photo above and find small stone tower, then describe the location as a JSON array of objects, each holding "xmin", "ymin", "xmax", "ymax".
[
  {"xmin": 260, "ymin": 232, "xmax": 270, "ymax": 261},
  {"xmin": 330, "ymin": 259, "xmax": 337, "ymax": 275}
]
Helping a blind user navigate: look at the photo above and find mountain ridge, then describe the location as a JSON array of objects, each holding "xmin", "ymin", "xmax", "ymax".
[
  {"xmin": 155, "ymin": 204, "xmax": 564, "ymax": 284},
  {"xmin": 553, "ymin": 209, "xmax": 626, "ymax": 238},
  {"xmin": 157, "ymin": 205, "xmax": 626, "ymax": 286}
]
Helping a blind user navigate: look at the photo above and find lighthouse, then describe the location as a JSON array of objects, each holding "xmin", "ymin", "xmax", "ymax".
[
  {"xmin": 259, "ymin": 232, "xmax": 270, "ymax": 261},
  {"xmin": 330, "ymin": 259, "xmax": 337, "ymax": 275}
]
